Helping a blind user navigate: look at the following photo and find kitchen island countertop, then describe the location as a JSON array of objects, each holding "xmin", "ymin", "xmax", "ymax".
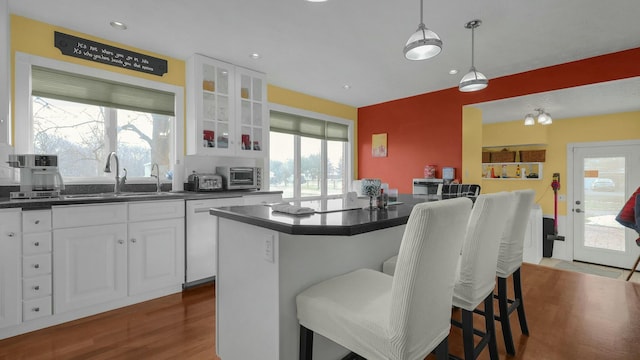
[{"xmin": 209, "ymin": 194, "xmax": 437, "ymax": 236}]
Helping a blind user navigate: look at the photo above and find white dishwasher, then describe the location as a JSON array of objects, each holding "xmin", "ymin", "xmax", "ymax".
[{"xmin": 185, "ymin": 197, "xmax": 243, "ymax": 287}]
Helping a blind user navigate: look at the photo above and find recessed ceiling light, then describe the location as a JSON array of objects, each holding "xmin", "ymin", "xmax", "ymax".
[
  {"xmin": 109, "ymin": 21, "xmax": 127, "ymax": 30},
  {"xmin": 343, "ymin": 84, "xmax": 351, "ymax": 90},
  {"xmin": 449, "ymin": 69, "xmax": 458, "ymax": 75},
  {"xmin": 250, "ymin": 53, "xmax": 261, "ymax": 59}
]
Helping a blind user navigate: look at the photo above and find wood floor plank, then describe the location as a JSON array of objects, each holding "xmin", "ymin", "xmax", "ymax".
[{"xmin": 1, "ymin": 264, "xmax": 639, "ymax": 359}]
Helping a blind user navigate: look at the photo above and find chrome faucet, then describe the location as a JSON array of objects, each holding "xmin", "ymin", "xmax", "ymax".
[
  {"xmin": 104, "ymin": 152, "xmax": 126, "ymax": 193},
  {"xmin": 150, "ymin": 163, "xmax": 161, "ymax": 192}
]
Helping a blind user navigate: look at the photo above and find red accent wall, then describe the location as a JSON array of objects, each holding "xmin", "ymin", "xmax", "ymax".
[{"xmin": 358, "ymin": 47, "xmax": 640, "ymax": 193}]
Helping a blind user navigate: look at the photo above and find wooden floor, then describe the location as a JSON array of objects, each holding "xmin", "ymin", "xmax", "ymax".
[{"xmin": 1, "ymin": 263, "xmax": 639, "ymax": 360}]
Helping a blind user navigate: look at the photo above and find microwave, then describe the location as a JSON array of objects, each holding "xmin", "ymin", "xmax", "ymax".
[{"xmin": 216, "ymin": 166, "xmax": 262, "ymax": 190}]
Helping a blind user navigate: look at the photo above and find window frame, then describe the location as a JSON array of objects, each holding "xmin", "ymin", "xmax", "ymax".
[
  {"xmin": 14, "ymin": 52, "xmax": 184, "ymax": 185},
  {"xmin": 268, "ymin": 103, "xmax": 353, "ymax": 201}
]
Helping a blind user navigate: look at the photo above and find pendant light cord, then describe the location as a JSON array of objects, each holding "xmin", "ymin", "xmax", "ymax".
[{"xmin": 471, "ymin": 26, "xmax": 476, "ymax": 69}]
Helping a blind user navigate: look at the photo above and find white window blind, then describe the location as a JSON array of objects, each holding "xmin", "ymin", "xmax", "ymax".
[
  {"xmin": 31, "ymin": 65, "xmax": 175, "ymax": 116},
  {"xmin": 270, "ymin": 110, "xmax": 348, "ymax": 142}
]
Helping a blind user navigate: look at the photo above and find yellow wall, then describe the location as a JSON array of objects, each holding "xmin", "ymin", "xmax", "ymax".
[
  {"xmin": 10, "ymin": 15, "xmax": 358, "ymax": 174},
  {"xmin": 268, "ymin": 85, "xmax": 358, "ymax": 178},
  {"xmin": 479, "ymin": 110, "xmax": 640, "ymax": 215},
  {"xmin": 462, "ymin": 106, "xmax": 482, "ymax": 184}
]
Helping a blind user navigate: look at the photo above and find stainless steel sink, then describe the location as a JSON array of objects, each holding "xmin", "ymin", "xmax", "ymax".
[{"xmin": 62, "ymin": 192, "xmax": 182, "ymax": 200}]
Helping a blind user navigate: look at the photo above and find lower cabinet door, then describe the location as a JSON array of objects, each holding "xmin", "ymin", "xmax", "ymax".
[
  {"xmin": 0, "ymin": 210, "xmax": 21, "ymax": 329},
  {"xmin": 53, "ymin": 224, "xmax": 128, "ymax": 314},
  {"xmin": 128, "ymin": 218, "xmax": 185, "ymax": 295}
]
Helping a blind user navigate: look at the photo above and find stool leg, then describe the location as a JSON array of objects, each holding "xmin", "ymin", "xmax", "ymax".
[
  {"xmin": 626, "ymin": 254, "xmax": 640, "ymax": 281},
  {"xmin": 461, "ymin": 309, "xmax": 475, "ymax": 360},
  {"xmin": 433, "ymin": 337, "xmax": 449, "ymax": 360},
  {"xmin": 498, "ymin": 276, "xmax": 516, "ymax": 355},
  {"xmin": 484, "ymin": 293, "xmax": 499, "ymax": 360},
  {"xmin": 514, "ymin": 268, "xmax": 529, "ymax": 335},
  {"xmin": 299, "ymin": 325, "xmax": 313, "ymax": 360}
]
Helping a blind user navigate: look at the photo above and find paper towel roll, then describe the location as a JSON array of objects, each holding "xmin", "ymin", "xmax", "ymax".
[{"xmin": 172, "ymin": 162, "xmax": 184, "ymax": 191}]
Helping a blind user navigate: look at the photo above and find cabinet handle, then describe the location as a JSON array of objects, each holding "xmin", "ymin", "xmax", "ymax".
[
  {"xmin": 33, "ymin": 264, "xmax": 40, "ymax": 269},
  {"xmin": 33, "ymin": 285, "xmax": 40, "ymax": 291},
  {"xmin": 118, "ymin": 239, "xmax": 125, "ymax": 244},
  {"xmin": 34, "ymin": 242, "xmax": 40, "ymax": 247},
  {"xmin": 130, "ymin": 238, "xmax": 137, "ymax": 243},
  {"xmin": 7, "ymin": 232, "xmax": 15, "ymax": 237},
  {"xmin": 32, "ymin": 307, "xmax": 40, "ymax": 312},
  {"xmin": 35, "ymin": 220, "xmax": 40, "ymax": 224}
]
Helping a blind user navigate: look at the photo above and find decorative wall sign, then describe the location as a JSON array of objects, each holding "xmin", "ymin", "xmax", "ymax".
[
  {"xmin": 372, "ymin": 133, "xmax": 387, "ymax": 157},
  {"xmin": 54, "ymin": 31, "xmax": 168, "ymax": 76}
]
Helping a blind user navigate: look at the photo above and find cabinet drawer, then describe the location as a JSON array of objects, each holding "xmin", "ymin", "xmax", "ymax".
[
  {"xmin": 22, "ymin": 232, "xmax": 52, "ymax": 255},
  {"xmin": 22, "ymin": 210, "xmax": 52, "ymax": 233},
  {"xmin": 22, "ymin": 254, "xmax": 52, "ymax": 278},
  {"xmin": 23, "ymin": 296, "xmax": 52, "ymax": 321},
  {"xmin": 23, "ymin": 275, "xmax": 52, "ymax": 300},
  {"xmin": 53, "ymin": 203, "xmax": 127, "ymax": 228},
  {"xmin": 128, "ymin": 200, "xmax": 185, "ymax": 222}
]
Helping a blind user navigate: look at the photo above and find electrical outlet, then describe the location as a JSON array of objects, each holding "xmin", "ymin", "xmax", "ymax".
[
  {"xmin": 264, "ymin": 236, "xmax": 274, "ymax": 263},
  {"xmin": 558, "ymin": 195, "xmax": 566, "ymax": 202}
]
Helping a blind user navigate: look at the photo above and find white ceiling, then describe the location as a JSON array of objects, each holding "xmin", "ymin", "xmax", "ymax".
[{"xmin": 9, "ymin": 0, "xmax": 640, "ymax": 121}]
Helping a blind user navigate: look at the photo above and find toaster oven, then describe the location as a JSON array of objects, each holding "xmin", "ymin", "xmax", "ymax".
[{"xmin": 216, "ymin": 166, "xmax": 262, "ymax": 190}]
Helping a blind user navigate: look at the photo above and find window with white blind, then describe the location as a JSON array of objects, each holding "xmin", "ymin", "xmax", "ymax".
[
  {"xmin": 14, "ymin": 53, "xmax": 183, "ymax": 183},
  {"xmin": 269, "ymin": 108, "xmax": 351, "ymax": 200}
]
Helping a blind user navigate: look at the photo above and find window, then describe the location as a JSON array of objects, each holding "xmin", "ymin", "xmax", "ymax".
[
  {"xmin": 32, "ymin": 97, "xmax": 173, "ymax": 179},
  {"xmin": 15, "ymin": 53, "xmax": 184, "ymax": 183},
  {"xmin": 269, "ymin": 109, "xmax": 350, "ymax": 200}
]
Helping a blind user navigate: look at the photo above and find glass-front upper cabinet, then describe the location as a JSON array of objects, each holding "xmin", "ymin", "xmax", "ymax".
[
  {"xmin": 187, "ymin": 55, "xmax": 235, "ymax": 156},
  {"xmin": 186, "ymin": 54, "xmax": 268, "ymax": 158},
  {"xmin": 236, "ymin": 66, "xmax": 267, "ymax": 156}
]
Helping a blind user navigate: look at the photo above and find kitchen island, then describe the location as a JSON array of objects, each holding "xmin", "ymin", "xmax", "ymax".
[{"xmin": 210, "ymin": 194, "xmax": 437, "ymax": 360}]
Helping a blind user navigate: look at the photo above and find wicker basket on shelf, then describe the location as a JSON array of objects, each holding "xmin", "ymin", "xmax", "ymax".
[
  {"xmin": 490, "ymin": 149, "xmax": 516, "ymax": 163},
  {"xmin": 482, "ymin": 152, "xmax": 491, "ymax": 163},
  {"xmin": 519, "ymin": 150, "xmax": 546, "ymax": 162}
]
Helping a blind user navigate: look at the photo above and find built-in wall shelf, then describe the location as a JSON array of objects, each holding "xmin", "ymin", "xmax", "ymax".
[
  {"xmin": 482, "ymin": 162, "xmax": 543, "ymax": 180},
  {"xmin": 482, "ymin": 143, "xmax": 546, "ymax": 149}
]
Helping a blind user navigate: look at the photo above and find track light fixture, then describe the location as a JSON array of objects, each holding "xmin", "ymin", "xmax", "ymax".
[{"xmin": 524, "ymin": 109, "xmax": 553, "ymax": 125}]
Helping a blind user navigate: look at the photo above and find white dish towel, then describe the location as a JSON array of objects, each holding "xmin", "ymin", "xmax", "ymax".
[{"xmin": 272, "ymin": 202, "xmax": 315, "ymax": 215}]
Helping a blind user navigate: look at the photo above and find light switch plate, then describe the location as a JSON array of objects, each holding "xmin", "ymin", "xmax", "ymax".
[{"xmin": 264, "ymin": 235, "xmax": 274, "ymax": 263}]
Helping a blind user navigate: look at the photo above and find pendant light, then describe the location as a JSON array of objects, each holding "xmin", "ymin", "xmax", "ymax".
[
  {"xmin": 403, "ymin": 0, "xmax": 442, "ymax": 60},
  {"xmin": 459, "ymin": 19, "xmax": 488, "ymax": 92},
  {"xmin": 536, "ymin": 109, "xmax": 553, "ymax": 125},
  {"xmin": 524, "ymin": 113, "xmax": 535, "ymax": 126}
]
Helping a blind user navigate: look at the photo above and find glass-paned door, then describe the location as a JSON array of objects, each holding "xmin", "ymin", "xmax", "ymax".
[{"xmin": 572, "ymin": 142, "xmax": 640, "ymax": 268}]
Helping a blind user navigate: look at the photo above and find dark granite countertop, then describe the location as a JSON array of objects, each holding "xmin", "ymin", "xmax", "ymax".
[
  {"xmin": 209, "ymin": 194, "xmax": 443, "ymax": 236},
  {"xmin": 0, "ymin": 190, "xmax": 282, "ymax": 210}
]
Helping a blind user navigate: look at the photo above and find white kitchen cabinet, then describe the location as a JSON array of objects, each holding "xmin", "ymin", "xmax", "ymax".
[
  {"xmin": 53, "ymin": 200, "xmax": 184, "ymax": 314},
  {"xmin": 185, "ymin": 197, "xmax": 243, "ymax": 286},
  {"xmin": 0, "ymin": 209, "xmax": 21, "ymax": 329},
  {"xmin": 186, "ymin": 54, "xmax": 268, "ymax": 158},
  {"xmin": 128, "ymin": 217, "xmax": 184, "ymax": 295},
  {"xmin": 21, "ymin": 210, "xmax": 53, "ymax": 321},
  {"xmin": 53, "ymin": 223, "xmax": 128, "ymax": 314}
]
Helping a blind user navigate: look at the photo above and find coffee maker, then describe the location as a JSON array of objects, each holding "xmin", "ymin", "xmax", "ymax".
[{"xmin": 7, "ymin": 154, "xmax": 65, "ymax": 199}]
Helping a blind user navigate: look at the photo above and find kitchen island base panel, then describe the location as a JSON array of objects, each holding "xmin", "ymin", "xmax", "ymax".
[{"xmin": 216, "ymin": 217, "xmax": 405, "ymax": 360}]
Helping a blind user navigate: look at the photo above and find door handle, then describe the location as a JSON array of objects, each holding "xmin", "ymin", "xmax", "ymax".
[{"xmin": 575, "ymin": 208, "xmax": 582, "ymax": 213}]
